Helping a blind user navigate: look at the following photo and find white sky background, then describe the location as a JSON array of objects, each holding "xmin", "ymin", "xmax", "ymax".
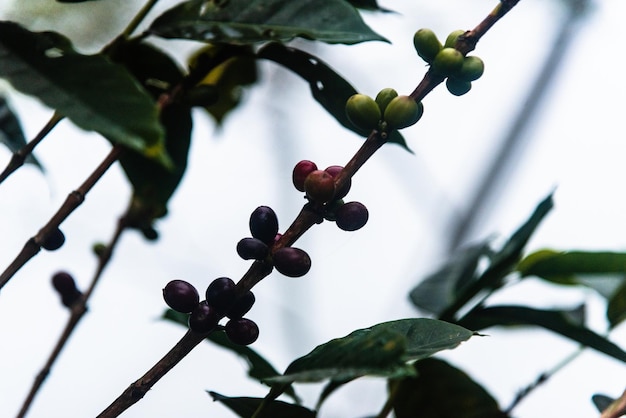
[{"xmin": 0, "ymin": 0, "xmax": 625, "ymax": 417}]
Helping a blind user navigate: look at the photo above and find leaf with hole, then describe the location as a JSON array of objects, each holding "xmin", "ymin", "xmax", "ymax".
[
  {"xmin": 149, "ymin": 0, "xmax": 388, "ymax": 45},
  {"xmin": 0, "ymin": 21, "xmax": 167, "ymax": 165}
]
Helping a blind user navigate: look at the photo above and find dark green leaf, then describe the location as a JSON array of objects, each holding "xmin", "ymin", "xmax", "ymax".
[
  {"xmin": 0, "ymin": 21, "xmax": 167, "ymax": 164},
  {"xmin": 458, "ymin": 305, "xmax": 626, "ymax": 363},
  {"xmin": 266, "ymin": 319, "xmax": 474, "ymax": 385},
  {"xmin": 208, "ymin": 391, "xmax": 316, "ymax": 418},
  {"xmin": 592, "ymin": 394, "xmax": 615, "ymax": 413},
  {"xmin": 389, "ymin": 358, "xmax": 508, "ymax": 418},
  {"xmin": 257, "ymin": 43, "xmax": 409, "ymax": 150},
  {"xmin": 409, "ymin": 241, "xmax": 491, "ymax": 315},
  {"xmin": 162, "ymin": 309, "xmax": 299, "ymax": 401},
  {"xmin": 591, "ymin": 390, "xmax": 626, "ymax": 416},
  {"xmin": 607, "ymin": 281, "xmax": 626, "ymax": 328},
  {"xmin": 347, "ymin": 0, "xmax": 394, "ymax": 12},
  {"xmin": 0, "ymin": 96, "xmax": 43, "ymax": 170},
  {"xmin": 149, "ymin": 0, "xmax": 388, "ymax": 45}
]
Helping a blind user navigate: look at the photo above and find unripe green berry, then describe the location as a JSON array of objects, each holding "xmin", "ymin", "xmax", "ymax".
[
  {"xmin": 456, "ymin": 56, "xmax": 485, "ymax": 82},
  {"xmin": 383, "ymin": 95, "xmax": 424, "ymax": 130},
  {"xmin": 345, "ymin": 93, "xmax": 381, "ymax": 131},
  {"xmin": 446, "ymin": 77, "xmax": 472, "ymax": 96},
  {"xmin": 413, "ymin": 28, "xmax": 443, "ymax": 63},
  {"xmin": 430, "ymin": 48, "xmax": 464, "ymax": 77},
  {"xmin": 374, "ymin": 88, "xmax": 398, "ymax": 115},
  {"xmin": 444, "ymin": 29, "xmax": 465, "ymax": 48}
]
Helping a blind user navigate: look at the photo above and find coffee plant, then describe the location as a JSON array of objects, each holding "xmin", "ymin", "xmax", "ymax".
[{"xmin": 0, "ymin": 0, "xmax": 625, "ymax": 417}]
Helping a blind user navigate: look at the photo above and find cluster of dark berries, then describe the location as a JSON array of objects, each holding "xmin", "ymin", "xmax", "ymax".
[
  {"xmin": 292, "ymin": 160, "xmax": 369, "ymax": 232},
  {"xmin": 162, "ymin": 278, "xmax": 258, "ymax": 345},
  {"xmin": 51, "ymin": 271, "xmax": 82, "ymax": 307},
  {"xmin": 238, "ymin": 205, "xmax": 311, "ymax": 278}
]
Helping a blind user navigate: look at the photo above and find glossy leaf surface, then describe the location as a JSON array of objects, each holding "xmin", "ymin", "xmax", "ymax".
[
  {"xmin": 208, "ymin": 392, "xmax": 316, "ymax": 418},
  {"xmin": 150, "ymin": 0, "xmax": 387, "ymax": 45}
]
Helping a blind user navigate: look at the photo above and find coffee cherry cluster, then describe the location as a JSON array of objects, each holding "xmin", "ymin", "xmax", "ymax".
[
  {"xmin": 345, "ymin": 89, "xmax": 423, "ymax": 133},
  {"xmin": 292, "ymin": 160, "xmax": 369, "ymax": 232},
  {"xmin": 51, "ymin": 271, "xmax": 82, "ymax": 308},
  {"xmin": 162, "ymin": 278, "xmax": 259, "ymax": 345},
  {"xmin": 413, "ymin": 28, "xmax": 485, "ymax": 96}
]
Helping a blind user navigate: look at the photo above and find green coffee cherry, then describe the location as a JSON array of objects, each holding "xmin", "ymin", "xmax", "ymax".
[
  {"xmin": 345, "ymin": 93, "xmax": 381, "ymax": 131},
  {"xmin": 374, "ymin": 88, "xmax": 398, "ymax": 115},
  {"xmin": 413, "ymin": 28, "xmax": 442, "ymax": 64},
  {"xmin": 456, "ymin": 56, "xmax": 485, "ymax": 82},
  {"xmin": 430, "ymin": 48, "xmax": 464, "ymax": 76},
  {"xmin": 383, "ymin": 95, "xmax": 424, "ymax": 130},
  {"xmin": 446, "ymin": 77, "xmax": 472, "ymax": 96},
  {"xmin": 444, "ymin": 29, "xmax": 465, "ymax": 48}
]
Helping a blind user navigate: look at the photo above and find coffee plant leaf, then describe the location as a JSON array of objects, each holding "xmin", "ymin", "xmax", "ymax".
[
  {"xmin": 346, "ymin": 0, "xmax": 394, "ymax": 12},
  {"xmin": 458, "ymin": 305, "xmax": 626, "ymax": 363},
  {"xmin": 607, "ymin": 281, "xmax": 626, "ymax": 328},
  {"xmin": 592, "ymin": 394, "xmax": 616, "ymax": 413},
  {"xmin": 208, "ymin": 391, "xmax": 316, "ymax": 418},
  {"xmin": 149, "ymin": 0, "xmax": 388, "ymax": 45},
  {"xmin": 409, "ymin": 241, "xmax": 491, "ymax": 315},
  {"xmin": 389, "ymin": 358, "xmax": 508, "ymax": 418},
  {"xmin": 257, "ymin": 43, "xmax": 410, "ymax": 150},
  {"xmin": 162, "ymin": 309, "xmax": 299, "ymax": 401},
  {"xmin": 0, "ymin": 21, "xmax": 168, "ymax": 165},
  {"xmin": 0, "ymin": 95, "xmax": 43, "ymax": 170}
]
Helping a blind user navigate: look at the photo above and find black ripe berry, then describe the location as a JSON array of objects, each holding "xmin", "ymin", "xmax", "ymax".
[
  {"xmin": 226, "ymin": 291, "xmax": 255, "ymax": 319},
  {"xmin": 162, "ymin": 279, "xmax": 200, "ymax": 313},
  {"xmin": 324, "ymin": 165, "xmax": 351, "ymax": 199},
  {"xmin": 51, "ymin": 271, "xmax": 82, "ymax": 307},
  {"xmin": 188, "ymin": 301, "xmax": 219, "ymax": 333},
  {"xmin": 225, "ymin": 318, "xmax": 259, "ymax": 345},
  {"xmin": 249, "ymin": 206, "xmax": 279, "ymax": 245},
  {"xmin": 292, "ymin": 160, "xmax": 318, "ymax": 192},
  {"xmin": 273, "ymin": 247, "xmax": 311, "ymax": 277},
  {"xmin": 335, "ymin": 201, "xmax": 369, "ymax": 231},
  {"xmin": 42, "ymin": 227, "xmax": 65, "ymax": 251},
  {"xmin": 205, "ymin": 277, "xmax": 236, "ymax": 311},
  {"xmin": 236, "ymin": 237, "xmax": 269, "ymax": 261}
]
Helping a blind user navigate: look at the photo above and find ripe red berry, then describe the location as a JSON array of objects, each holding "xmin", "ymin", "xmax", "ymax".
[
  {"xmin": 163, "ymin": 279, "xmax": 200, "ymax": 313},
  {"xmin": 249, "ymin": 206, "xmax": 279, "ymax": 245},
  {"xmin": 225, "ymin": 318, "xmax": 259, "ymax": 345},
  {"xmin": 188, "ymin": 301, "xmax": 219, "ymax": 333},
  {"xmin": 42, "ymin": 227, "xmax": 65, "ymax": 251},
  {"xmin": 304, "ymin": 170, "xmax": 335, "ymax": 203},
  {"xmin": 292, "ymin": 160, "xmax": 318, "ymax": 192},
  {"xmin": 273, "ymin": 247, "xmax": 311, "ymax": 277},
  {"xmin": 324, "ymin": 165, "xmax": 351, "ymax": 199},
  {"xmin": 226, "ymin": 291, "xmax": 255, "ymax": 319},
  {"xmin": 335, "ymin": 201, "xmax": 369, "ymax": 231},
  {"xmin": 205, "ymin": 277, "xmax": 236, "ymax": 310},
  {"xmin": 236, "ymin": 237, "xmax": 269, "ymax": 260}
]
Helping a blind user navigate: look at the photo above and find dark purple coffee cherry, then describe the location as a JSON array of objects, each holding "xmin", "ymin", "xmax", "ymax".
[
  {"xmin": 162, "ymin": 279, "xmax": 200, "ymax": 313},
  {"xmin": 304, "ymin": 170, "xmax": 335, "ymax": 204},
  {"xmin": 249, "ymin": 206, "xmax": 279, "ymax": 245},
  {"xmin": 324, "ymin": 165, "xmax": 351, "ymax": 199},
  {"xmin": 335, "ymin": 201, "xmax": 369, "ymax": 231},
  {"xmin": 188, "ymin": 301, "xmax": 220, "ymax": 333},
  {"xmin": 205, "ymin": 277, "xmax": 236, "ymax": 311},
  {"xmin": 52, "ymin": 271, "xmax": 82, "ymax": 307},
  {"xmin": 226, "ymin": 291, "xmax": 255, "ymax": 319},
  {"xmin": 42, "ymin": 227, "xmax": 65, "ymax": 251},
  {"xmin": 225, "ymin": 318, "xmax": 259, "ymax": 345},
  {"xmin": 323, "ymin": 199, "xmax": 345, "ymax": 222},
  {"xmin": 273, "ymin": 247, "xmax": 311, "ymax": 277},
  {"xmin": 236, "ymin": 237, "xmax": 269, "ymax": 261},
  {"xmin": 292, "ymin": 160, "xmax": 318, "ymax": 192}
]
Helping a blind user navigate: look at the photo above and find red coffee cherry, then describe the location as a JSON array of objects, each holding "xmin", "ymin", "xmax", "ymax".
[
  {"xmin": 304, "ymin": 170, "xmax": 335, "ymax": 204},
  {"xmin": 273, "ymin": 247, "xmax": 311, "ymax": 277},
  {"xmin": 225, "ymin": 318, "xmax": 259, "ymax": 345},
  {"xmin": 324, "ymin": 165, "xmax": 351, "ymax": 199},
  {"xmin": 226, "ymin": 291, "xmax": 255, "ymax": 319},
  {"xmin": 335, "ymin": 201, "xmax": 369, "ymax": 231},
  {"xmin": 163, "ymin": 279, "xmax": 200, "ymax": 313},
  {"xmin": 42, "ymin": 227, "xmax": 65, "ymax": 251},
  {"xmin": 188, "ymin": 301, "xmax": 219, "ymax": 333},
  {"xmin": 249, "ymin": 206, "xmax": 279, "ymax": 245},
  {"xmin": 205, "ymin": 277, "xmax": 236, "ymax": 311},
  {"xmin": 292, "ymin": 160, "xmax": 318, "ymax": 192},
  {"xmin": 236, "ymin": 237, "xmax": 269, "ymax": 260}
]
